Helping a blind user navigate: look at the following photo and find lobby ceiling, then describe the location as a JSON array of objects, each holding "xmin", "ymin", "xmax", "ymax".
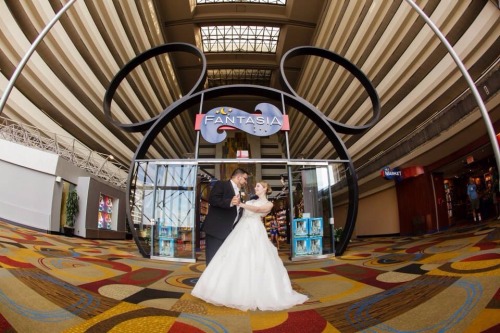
[{"xmin": 0, "ymin": 0, "xmax": 499, "ymax": 193}]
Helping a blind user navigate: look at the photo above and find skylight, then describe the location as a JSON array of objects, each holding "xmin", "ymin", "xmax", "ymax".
[
  {"xmin": 200, "ymin": 25, "xmax": 280, "ymax": 53},
  {"xmin": 206, "ymin": 69, "xmax": 272, "ymax": 87},
  {"xmin": 197, "ymin": 0, "xmax": 286, "ymax": 5}
]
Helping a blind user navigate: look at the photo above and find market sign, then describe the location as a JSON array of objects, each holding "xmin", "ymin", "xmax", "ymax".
[
  {"xmin": 195, "ymin": 103, "xmax": 289, "ymax": 144},
  {"xmin": 381, "ymin": 166, "xmax": 402, "ymax": 181},
  {"xmin": 381, "ymin": 165, "xmax": 424, "ymax": 181}
]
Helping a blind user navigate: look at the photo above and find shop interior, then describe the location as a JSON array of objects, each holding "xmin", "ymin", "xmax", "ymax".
[
  {"xmin": 197, "ymin": 165, "xmax": 336, "ymax": 261},
  {"xmin": 440, "ymin": 144, "xmax": 499, "ymax": 223}
]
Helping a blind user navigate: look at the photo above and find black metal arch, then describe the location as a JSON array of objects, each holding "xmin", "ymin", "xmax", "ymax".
[
  {"xmin": 103, "ymin": 43, "xmax": 380, "ymax": 258},
  {"xmin": 103, "ymin": 42, "xmax": 207, "ymax": 133},
  {"xmin": 280, "ymin": 46, "xmax": 380, "ymax": 135}
]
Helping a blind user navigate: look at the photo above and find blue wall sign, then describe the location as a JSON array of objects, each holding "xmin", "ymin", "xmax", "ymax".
[{"xmin": 381, "ymin": 166, "xmax": 403, "ymax": 181}]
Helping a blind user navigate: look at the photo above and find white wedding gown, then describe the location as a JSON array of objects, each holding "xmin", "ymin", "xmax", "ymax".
[{"xmin": 192, "ymin": 199, "xmax": 308, "ymax": 311}]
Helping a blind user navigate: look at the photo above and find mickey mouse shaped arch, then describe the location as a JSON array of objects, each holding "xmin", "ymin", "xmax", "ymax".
[
  {"xmin": 103, "ymin": 43, "xmax": 207, "ymax": 132},
  {"xmin": 104, "ymin": 43, "xmax": 380, "ymax": 257},
  {"xmin": 279, "ymin": 46, "xmax": 381, "ymax": 255}
]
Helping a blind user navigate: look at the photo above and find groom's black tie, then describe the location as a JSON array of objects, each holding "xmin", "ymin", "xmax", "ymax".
[{"xmin": 233, "ymin": 191, "xmax": 244, "ymax": 229}]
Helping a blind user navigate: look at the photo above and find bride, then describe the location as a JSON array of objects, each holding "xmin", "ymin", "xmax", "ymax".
[{"xmin": 191, "ymin": 181, "xmax": 308, "ymax": 311}]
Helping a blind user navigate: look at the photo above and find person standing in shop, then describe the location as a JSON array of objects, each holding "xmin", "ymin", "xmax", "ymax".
[
  {"xmin": 489, "ymin": 167, "xmax": 500, "ymax": 219},
  {"xmin": 482, "ymin": 182, "xmax": 494, "ymax": 219},
  {"xmin": 467, "ymin": 177, "xmax": 482, "ymax": 222},
  {"xmin": 202, "ymin": 168, "xmax": 248, "ymax": 265}
]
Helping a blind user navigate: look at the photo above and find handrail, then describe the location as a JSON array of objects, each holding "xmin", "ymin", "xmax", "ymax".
[{"xmin": 0, "ymin": 116, "xmax": 128, "ymax": 188}]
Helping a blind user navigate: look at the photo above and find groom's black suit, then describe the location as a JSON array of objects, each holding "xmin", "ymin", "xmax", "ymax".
[{"xmin": 203, "ymin": 179, "xmax": 239, "ymax": 265}]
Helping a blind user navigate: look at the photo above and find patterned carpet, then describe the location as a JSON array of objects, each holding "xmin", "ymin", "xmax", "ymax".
[{"xmin": 0, "ymin": 219, "xmax": 499, "ymax": 333}]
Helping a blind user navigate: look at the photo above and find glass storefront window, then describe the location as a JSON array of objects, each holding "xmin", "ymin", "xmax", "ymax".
[
  {"xmin": 131, "ymin": 159, "xmax": 342, "ymax": 262},
  {"xmin": 133, "ymin": 161, "xmax": 197, "ymax": 262}
]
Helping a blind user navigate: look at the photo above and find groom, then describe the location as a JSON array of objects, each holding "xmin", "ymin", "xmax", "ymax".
[{"xmin": 203, "ymin": 168, "xmax": 248, "ymax": 265}]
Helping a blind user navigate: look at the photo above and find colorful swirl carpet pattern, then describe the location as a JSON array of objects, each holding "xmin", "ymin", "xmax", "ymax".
[{"xmin": 0, "ymin": 219, "xmax": 498, "ymax": 333}]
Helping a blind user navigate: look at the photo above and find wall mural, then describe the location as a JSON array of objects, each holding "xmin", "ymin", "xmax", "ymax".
[{"xmin": 103, "ymin": 43, "xmax": 380, "ymax": 258}]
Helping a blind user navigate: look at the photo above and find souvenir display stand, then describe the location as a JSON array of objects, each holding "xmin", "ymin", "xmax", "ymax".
[{"xmin": 291, "ymin": 217, "xmax": 324, "ymax": 259}]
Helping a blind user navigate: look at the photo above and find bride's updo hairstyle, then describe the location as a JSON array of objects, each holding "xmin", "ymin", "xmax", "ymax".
[{"xmin": 259, "ymin": 181, "xmax": 273, "ymax": 195}]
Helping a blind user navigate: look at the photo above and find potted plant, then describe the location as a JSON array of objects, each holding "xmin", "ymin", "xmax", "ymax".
[
  {"xmin": 64, "ymin": 190, "xmax": 79, "ymax": 236},
  {"xmin": 334, "ymin": 227, "xmax": 343, "ymax": 243}
]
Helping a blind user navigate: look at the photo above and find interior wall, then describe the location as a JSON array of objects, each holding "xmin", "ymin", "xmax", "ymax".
[
  {"xmin": 74, "ymin": 177, "xmax": 90, "ymax": 238},
  {"xmin": 334, "ymin": 185, "xmax": 400, "ymax": 237},
  {"xmin": 84, "ymin": 177, "xmax": 127, "ymax": 239},
  {"xmin": 0, "ymin": 159, "xmax": 56, "ymax": 230},
  {"xmin": 51, "ymin": 179, "xmax": 64, "ymax": 232},
  {"xmin": 0, "ymin": 139, "xmax": 126, "ymax": 237},
  {"xmin": 0, "ymin": 140, "xmax": 60, "ymax": 231},
  {"xmin": 396, "ymin": 173, "xmax": 437, "ymax": 236},
  {"xmin": 63, "ymin": 175, "xmax": 126, "ymax": 239}
]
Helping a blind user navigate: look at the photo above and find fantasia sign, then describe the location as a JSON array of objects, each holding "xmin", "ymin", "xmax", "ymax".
[{"xmin": 194, "ymin": 103, "xmax": 289, "ymax": 144}]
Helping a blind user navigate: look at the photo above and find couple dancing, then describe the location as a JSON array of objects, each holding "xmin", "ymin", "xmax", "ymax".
[{"xmin": 192, "ymin": 168, "xmax": 308, "ymax": 311}]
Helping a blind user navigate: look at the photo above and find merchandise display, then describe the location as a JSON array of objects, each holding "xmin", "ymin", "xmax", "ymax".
[
  {"xmin": 275, "ymin": 208, "xmax": 288, "ymax": 242},
  {"xmin": 158, "ymin": 222, "xmax": 178, "ymax": 257},
  {"xmin": 264, "ymin": 207, "xmax": 288, "ymax": 243},
  {"xmin": 291, "ymin": 217, "xmax": 324, "ymax": 258}
]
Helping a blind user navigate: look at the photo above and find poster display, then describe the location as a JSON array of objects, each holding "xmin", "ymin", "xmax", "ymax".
[
  {"xmin": 309, "ymin": 218, "xmax": 323, "ymax": 236},
  {"xmin": 292, "ymin": 218, "xmax": 309, "ymax": 237},
  {"xmin": 160, "ymin": 238, "xmax": 175, "ymax": 257},
  {"xmin": 293, "ymin": 237, "xmax": 310, "ymax": 256},
  {"xmin": 98, "ymin": 194, "xmax": 114, "ymax": 229},
  {"xmin": 157, "ymin": 221, "xmax": 178, "ymax": 258},
  {"xmin": 291, "ymin": 217, "xmax": 323, "ymax": 258},
  {"xmin": 310, "ymin": 237, "xmax": 322, "ymax": 255}
]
